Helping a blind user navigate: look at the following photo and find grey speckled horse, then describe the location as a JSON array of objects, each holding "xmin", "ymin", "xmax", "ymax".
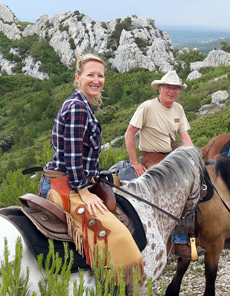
[{"xmin": 0, "ymin": 146, "xmax": 204, "ymax": 295}]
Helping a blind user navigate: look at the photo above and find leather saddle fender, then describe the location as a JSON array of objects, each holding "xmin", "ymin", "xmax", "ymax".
[
  {"xmin": 19, "ymin": 190, "xmax": 117, "ymax": 243},
  {"xmin": 19, "ymin": 193, "xmax": 73, "ymax": 242}
]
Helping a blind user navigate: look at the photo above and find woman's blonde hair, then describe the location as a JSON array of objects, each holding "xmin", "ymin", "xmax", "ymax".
[{"xmin": 74, "ymin": 51, "xmax": 106, "ymax": 108}]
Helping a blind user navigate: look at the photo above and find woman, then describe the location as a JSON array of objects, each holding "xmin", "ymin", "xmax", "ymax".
[{"xmin": 40, "ymin": 51, "xmax": 144, "ymax": 284}]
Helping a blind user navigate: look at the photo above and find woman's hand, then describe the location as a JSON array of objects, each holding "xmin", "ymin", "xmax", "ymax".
[
  {"xmin": 78, "ymin": 187, "xmax": 108, "ymax": 217},
  {"xmin": 132, "ymin": 162, "xmax": 146, "ymax": 177}
]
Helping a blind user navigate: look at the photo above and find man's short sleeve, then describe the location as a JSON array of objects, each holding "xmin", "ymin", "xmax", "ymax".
[{"xmin": 129, "ymin": 103, "xmax": 147, "ymax": 129}]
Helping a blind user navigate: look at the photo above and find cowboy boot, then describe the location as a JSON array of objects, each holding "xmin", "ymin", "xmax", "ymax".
[{"xmin": 174, "ymin": 244, "xmax": 205, "ymax": 259}]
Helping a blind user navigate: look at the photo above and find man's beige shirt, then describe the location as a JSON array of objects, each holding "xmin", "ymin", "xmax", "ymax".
[{"xmin": 130, "ymin": 98, "xmax": 191, "ymax": 153}]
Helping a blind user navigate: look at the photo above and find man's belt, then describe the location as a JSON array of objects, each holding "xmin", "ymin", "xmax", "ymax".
[{"xmin": 140, "ymin": 151, "xmax": 171, "ymax": 168}]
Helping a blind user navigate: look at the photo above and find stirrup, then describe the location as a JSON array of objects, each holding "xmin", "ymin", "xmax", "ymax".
[{"xmin": 190, "ymin": 237, "xmax": 198, "ymax": 261}]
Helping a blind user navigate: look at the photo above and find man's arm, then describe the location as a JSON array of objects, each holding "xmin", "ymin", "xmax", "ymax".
[
  {"xmin": 125, "ymin": 124, "xmax": 140, "ymax": 163},
  {"xmin": 178, "ymin": 130, "xmax": 193, "ymax": 146},
  {"xmin": 125, "ymin": 124, "xmax": 146, "ymax": 177}
]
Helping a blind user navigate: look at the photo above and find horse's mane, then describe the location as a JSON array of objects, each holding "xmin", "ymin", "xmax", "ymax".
[
  {"xmin": 214, "ymin": 156, "xmax": 230, "ymax": 191},
  {"xmin": 124, "ymin": 146, "xmax": 204, "ymax": 200}
]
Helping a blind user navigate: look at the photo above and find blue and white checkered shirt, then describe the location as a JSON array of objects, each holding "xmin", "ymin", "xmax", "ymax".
[{"xmin": 46, "ymin": 89, "xmax": 101, "ymax": 190}]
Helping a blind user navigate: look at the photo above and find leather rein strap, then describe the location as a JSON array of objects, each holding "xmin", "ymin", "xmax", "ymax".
[
  {"xmin": 99, "ymin": 176, "xmax": 181, "ymax": 224},
  {"xmin": 21, "ymin": 167, "xmax": 190, "ymax": 225}
]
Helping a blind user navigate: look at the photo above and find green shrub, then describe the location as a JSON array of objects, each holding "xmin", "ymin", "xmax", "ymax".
[
  {"xmin": 0, "ymin": 238, "xmax": 156, "ymax": 295},
  {"xmin": 0, "ymin": 133, "xmax": 14, "ymax": 152},
  {"xmin": 0, "ymin": 237, "xmax": 29, "ymax": 296}
]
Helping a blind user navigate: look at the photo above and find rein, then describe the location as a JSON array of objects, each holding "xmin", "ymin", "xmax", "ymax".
[
  {"xmin": 21, "ymin": 166, "xmax": 199, "ymax": 226},
  {"xmin": 99, "ymin": 175, "xmax": 184, "ymax": 225}
]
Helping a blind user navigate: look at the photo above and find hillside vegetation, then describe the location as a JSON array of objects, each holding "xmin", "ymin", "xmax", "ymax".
[{"xmin": 0, "ymin": 42, "xmax": 230, "ymax": 204}]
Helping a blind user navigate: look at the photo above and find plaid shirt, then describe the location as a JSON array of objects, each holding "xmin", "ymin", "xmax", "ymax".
[{"xmin": 46, "ymin": 90, "xmax": 102, "ymax": 190}]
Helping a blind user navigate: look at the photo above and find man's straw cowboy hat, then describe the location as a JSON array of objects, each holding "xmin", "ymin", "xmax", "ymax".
[{"xmin": 151, "ymin": 70, "xmax": 187, "ymax": 90}]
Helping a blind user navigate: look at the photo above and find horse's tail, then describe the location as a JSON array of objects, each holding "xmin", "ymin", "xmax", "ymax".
[{"xmin": 215, "ymin": 156, "xmax": 230, "ymax": 191}]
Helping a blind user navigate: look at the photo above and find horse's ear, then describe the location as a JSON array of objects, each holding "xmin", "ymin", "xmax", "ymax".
[{"xmin": 199, "ymin": 147, "xmax": 206, "ymax": 158}]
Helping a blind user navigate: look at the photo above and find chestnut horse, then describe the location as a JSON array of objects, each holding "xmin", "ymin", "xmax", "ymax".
[
  {"xmin": 200, "ymin": 133, "xmax": 230, "ymax": 161},
  {"xmin": 166, "ymin": 153, "xmax": 230, "ymax": 295}
]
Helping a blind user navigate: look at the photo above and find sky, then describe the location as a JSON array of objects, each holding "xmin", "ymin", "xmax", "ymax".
[{"xmin": 1, "ymin": 0, "xmax": 230, "ymax": 31}]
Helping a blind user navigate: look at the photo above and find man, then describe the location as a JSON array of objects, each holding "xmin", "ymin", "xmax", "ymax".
[{"xmin": 125, "ymin": 70, "xmax": 205, "ymax": 259}]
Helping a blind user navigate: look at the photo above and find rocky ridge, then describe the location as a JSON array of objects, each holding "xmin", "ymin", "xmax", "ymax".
[
  {"xmin": 0, "ymin": 3, "xmax": 175, "ymax": 77},
  {"xmin": 1, "ymin": 3, "xmax": 230, "ymax": 80},
  {"xmin": 1, "ymin": 3, "xmax": 230, "ymax": 117}
]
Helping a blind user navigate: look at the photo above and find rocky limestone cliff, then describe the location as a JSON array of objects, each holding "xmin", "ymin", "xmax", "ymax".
[
  {"xmin": 1, "ymin": 3, "xmax": 230, "ymax": 84},
  {"xmin": 0, "ymin": 3, "xmax": 176, "ymax": 78}
]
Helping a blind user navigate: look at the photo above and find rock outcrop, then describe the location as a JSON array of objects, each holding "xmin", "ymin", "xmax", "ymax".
[
  {"xmin": 0, "ymin": 4, "xmax": 21, "ymax": 40},
  {"xmin": 1, "ymin": 3, "xmax": 230, "ymax": 83},
  {"xmin": 187, "ymin": 70, "xmax": 202, "ymax": 81},
  {"xmin": 186, "ymin": 50, "xmax": 230, "ymax": 81},
  {"xmin": 191, "ymin": 49, "xmax": 230, "ymax": 71},
  {"xmin": 197, "ymin": 90, "xmax": 230, "ymax": 116},
  {"xmin": 0, "ymin": 3, "xmax": 176, "ymax": 78}
]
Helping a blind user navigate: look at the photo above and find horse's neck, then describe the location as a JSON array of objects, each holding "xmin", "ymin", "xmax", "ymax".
[
  {"xmin": 122, "ymin": 186, "xmax": 189, "ymax": 241},
  {"xmin": 154, "ymin": 190, "xmax": 189, "ymax": 238}
]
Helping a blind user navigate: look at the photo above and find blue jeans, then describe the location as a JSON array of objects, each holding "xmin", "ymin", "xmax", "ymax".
[
  {"xmin": 40, "ymin": 175, "xmax": 51, "ymax": 199},
  {"xmin": 171, "ymin": 231, "xmax": 188, "ymax": 244}
]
